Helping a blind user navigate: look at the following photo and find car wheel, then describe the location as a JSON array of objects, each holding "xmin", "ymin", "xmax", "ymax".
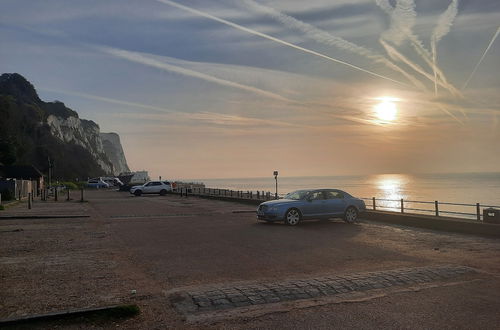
[
  {"xmin": 134, "ymin": 190, "xmax": 142, "ymax": 196},
  {"xmin": 344, "ymin": 206, "xmax": 358, "ymax": 223},
  {"xmin": 160, "ymin": 189, "xmax": 167, "ymax": 196},
  {"xmin": 284, "ymin": 208, "xmax": 301, "ymax": 226}
]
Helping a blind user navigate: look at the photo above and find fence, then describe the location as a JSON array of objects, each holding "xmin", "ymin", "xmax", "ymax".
[
  {"xmin": 174, "ymin": 187, "xmax": 498, "ymax": 222},
  {"xmin": 177, "ymin": 187, "xmax": 276, "ymax": 201},
  {"xmin": 361, "ymin": 197, "xmax": 500, "ymax": 221}
]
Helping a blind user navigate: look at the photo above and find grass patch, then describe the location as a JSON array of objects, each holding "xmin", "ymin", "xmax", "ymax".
[{"xmin": 0, "ymin": 205, "xmax": 4, "ymax": 211}]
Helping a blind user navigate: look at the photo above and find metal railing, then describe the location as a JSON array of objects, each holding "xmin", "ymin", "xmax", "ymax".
[
  {"xmin": 175, "ymin": 187, "xmax": 277, "ymax": 201},
  {"xmin": 361, "ymin": 197, "xmax": 500, "ymax": 221},
  {"xmin": 172, "ymin": 187, "xmax": 499, "ymax": 222}
]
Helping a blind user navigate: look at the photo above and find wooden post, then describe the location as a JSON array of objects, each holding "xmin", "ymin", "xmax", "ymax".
[
  {"xmin": 435, "ymin": 201, "xmax": 439, "ymax": 216},
  {"xmin": 54, "ymin": 188, "xmax": 58, "ymax": 201},
  {"xmin": 476, "ymin": 203, "xmax": 481, "ymax": 221},
  {"xmin": 400, "ymin": 198, "xmax": 404, "ymax": 213},
  {"xmin": 28, "ymin": 193, "xmax": 32, "ymax": 209},
  {"xmin": 80, "ymin": 187, "xmax": 84, "ymax": 202},
  {"xmin": 67, "ymin": 188, "xmax": 70, "ymax": 201},
  {"xmin": 372, "ymin": 197, "xmax": 376, "ymax": 210}
]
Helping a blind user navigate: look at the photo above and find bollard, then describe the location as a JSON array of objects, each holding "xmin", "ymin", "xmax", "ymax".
[
  {"xmin": 28, "ymin": 192, "xmax": 32, "ymax": 209},
  {"xmin": 54, "ymin": 188, "xmax": 58, "ymax": 201},
  {"xmin": 435, "ymin": 201, "xmax": 439, "ymax": 216},
  {"xmin": 67, "ymin": 188, "xmax": 70, "ymax": 201},
  {"xmin": 476, "ymin": 203, "xmax": 481, "ymax": 221},
  {"xmin": 80, "ymin": 187, "xmax": 84, "ymax": 202},
  {"xmin": 372, "ymin": 197, "xmax": 376, "ymax": 210},
  {"xmin": 18, "ymin": 190, "xmax": 22, "ymax": 201},
  {"xmin": 400, "ymin": 198, "xmax": 404, "ymax": 213}
]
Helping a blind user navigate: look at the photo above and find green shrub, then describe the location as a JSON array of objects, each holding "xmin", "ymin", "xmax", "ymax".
[
  {"xmin": 0, "ymin": 205, "xmax": 4, "ymax": 210},
  {"xmin": 60, "ymin": 182, "xmax": 78, "ymax": 190}
]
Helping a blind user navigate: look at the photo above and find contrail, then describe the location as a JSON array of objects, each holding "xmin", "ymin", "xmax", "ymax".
[
  {"xmin": 437, "ymin": 104, "xmax": 464, "ymax": 125},
  {"xmin": 243, "ymin": 0, "xmax": 426, "ymax": 90},
  {"xmin": 380, "ymin": 39, "xmax": 461, "ymax": 97},
  {"xmin": 462, "ymin": 26, "xmax": 500, "ymax": 90},
  {"xmin": 376, "ymin": 0, "xmax": 454, "ymax": 95},
  {"xmin": 431, "ymin": 0, "xmax": 458, "ymax": 95},
  {"xmin": 40, "ymin": 88, "xmax": 176, "ymax": 113},
  {"xmin": 379, "ymin": 0, "xmax": 416, "ymax": 46},
  {"xmin": 154, "ymin": 0, "xmax": 408, "ymax": 86},
  {"xmin": 97, "ymin": 46, "xmax": 295, "ymax": 103}
]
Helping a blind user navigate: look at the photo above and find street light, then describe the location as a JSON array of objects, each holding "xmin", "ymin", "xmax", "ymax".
[{"xmin": 274, "ymin": 170, "xmax": 279, "ymax": 199}]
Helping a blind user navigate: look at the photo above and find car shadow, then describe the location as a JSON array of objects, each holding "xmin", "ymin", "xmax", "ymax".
[{"xmin": 255, "ymin": 218, "xmax": 363, "ymax": 231}]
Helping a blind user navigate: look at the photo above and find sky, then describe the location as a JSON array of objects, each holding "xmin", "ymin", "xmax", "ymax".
[{"xmin": 0, "ymin": 0, "xmax": 499, "ymax": 179}]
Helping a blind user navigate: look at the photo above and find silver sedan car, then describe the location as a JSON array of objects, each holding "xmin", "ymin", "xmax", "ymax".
[{"xmin": 257, "ymin": 189, "xmax": 366, "ymax": 226}]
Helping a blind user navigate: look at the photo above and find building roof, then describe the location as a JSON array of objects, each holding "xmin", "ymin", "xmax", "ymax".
[{"xmin": 0, "ymin": 165, "xmax": 43, "ymax": 179}]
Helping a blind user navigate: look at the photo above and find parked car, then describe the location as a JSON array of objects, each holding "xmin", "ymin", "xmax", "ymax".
[
  {"xmin": 86, "ymin": 178, "xmax": 110, "ymax": 188},
  {"xmin": 257, "ymin": 189, "xmax": 366, "ymax": 226},
  {"xmin": 130, "ymin": 181, "xmax": 172, "ymax": 196},
  {"xmin": 102, "ymin": 177, "xmax": 124, "ymax": 187}
]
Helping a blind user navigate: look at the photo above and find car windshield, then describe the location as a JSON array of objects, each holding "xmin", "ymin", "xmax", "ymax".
[{"xmin": 284, "ymin": 190, "xmax": 310, "ymax": 200}]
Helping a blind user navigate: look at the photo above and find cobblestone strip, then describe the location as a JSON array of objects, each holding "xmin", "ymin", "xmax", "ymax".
[{"xmin": 171, "ymin": 265, "xmax": 475, "ymax": 313}]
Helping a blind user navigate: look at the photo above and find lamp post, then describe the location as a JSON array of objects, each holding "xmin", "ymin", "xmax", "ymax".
[{"xmin": 274, "ymin": 170, "xmax": 279, "ymax": 199}]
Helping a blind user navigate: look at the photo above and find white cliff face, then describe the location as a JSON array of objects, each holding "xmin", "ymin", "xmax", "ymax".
[
  {"xmin": 46, "ymin": 115, "xmax": 114, "ymax": 174},
  {"xmin": 100, "ymin": 132, "xmax": 130, "ymax": 175}
]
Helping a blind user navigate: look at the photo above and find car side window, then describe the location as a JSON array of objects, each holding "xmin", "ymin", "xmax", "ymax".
[
  {"xmin": 152, "ymin": 182, "xmax": 162, "ymax": 186},
  {"xmin": 145, "ymin": 182, "xmax": 152, "ymax": 186},
  {"xmin": 163, "ymin": 181, "xmax": 171, "ymax": 185},
  {"xmin": 325, "ymin": 191, "xmax": 344, "ymax": 199},
  {"xmin": 309, "ymin": 191, "xmax": 325, "ymax": 200}
]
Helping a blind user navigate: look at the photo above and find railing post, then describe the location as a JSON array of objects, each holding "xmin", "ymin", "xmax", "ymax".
[
  {"xmin": 476, "ymin": 203, "xmax": 481, "ymax": 221},
  {"xmin": 28, "ymin": 192, "xmax": 32, "ymax": 209},
  {"xmin": 372, "ymin": 197, "xmax": 376, "ymax": 210},
  {"xmin": 435, "ymin": 201, "xmax": 439, "ymax": 216},
  {"xmin": 80, "ymin": 187, "xmax": 84, "ymax": 202},
  {"xmin": 67, "ymin": 188, "xmax": 70, "ymax": 201},
  {"xmin": 54, "ymin": 188, "xmax": 58, "ymax": 201},
  {"xmin": 400, "ymin": 198, "xmax": 404, "ymax": 213}
]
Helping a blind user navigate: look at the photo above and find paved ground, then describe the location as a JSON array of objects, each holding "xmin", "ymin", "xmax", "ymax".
[{"xmin": 1, "ymin": 189, "xmax": 500, "ymax": 329}]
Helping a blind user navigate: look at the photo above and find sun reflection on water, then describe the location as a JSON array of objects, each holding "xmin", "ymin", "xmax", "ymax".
[{"xmin": 372, "ymin": 174, "xmax": 410, "ymax": 210}]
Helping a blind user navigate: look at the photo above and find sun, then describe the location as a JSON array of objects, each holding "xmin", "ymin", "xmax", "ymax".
[{"xmin": 374, "ymin": 100, "xmax": 397, "ymax": 122}]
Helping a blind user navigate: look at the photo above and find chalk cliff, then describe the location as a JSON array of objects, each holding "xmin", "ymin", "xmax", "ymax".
[
  {"xmin": 100, "ymin": 133, "xmax": 130, "ymax": 175},
  {"xmin": 0, "ymin": 73, "xmax": 129, "ymax": 178}
]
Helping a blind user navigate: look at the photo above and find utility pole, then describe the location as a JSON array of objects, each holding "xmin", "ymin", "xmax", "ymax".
[
  {"xmin": 274, "ymin": 170, "xmax": 279, "ymax": 199},
  {"xmin": 47, "ymin": 157, "xmax": 52, "ymax": 190}
]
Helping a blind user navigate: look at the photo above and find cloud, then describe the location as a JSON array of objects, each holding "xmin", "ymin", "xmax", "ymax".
[
  {"xmin": 39, "ymin": 87, "xmax": 176, "ymax": 113},
  {"xmin": 96, "ymin": 45, "xmax": 295, "ymax": 103},
  {"xmin": 154, "ymin": 0, "xmax": 408, "ymax": 86},
  {"xmin": 242, "ymin": 0, "xmax": 425, "ymax": 90},
  {"xmin": 431, "ymin": 0, "xmax": 459, "ymax": 94}
]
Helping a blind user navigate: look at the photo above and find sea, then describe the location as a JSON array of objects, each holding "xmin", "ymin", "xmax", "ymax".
[{"xmin": 188, "ymin": 173, "xmax": 500, "ymax": 219}]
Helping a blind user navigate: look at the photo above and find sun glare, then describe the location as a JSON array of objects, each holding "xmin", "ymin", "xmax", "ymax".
[{"xmin": 374, "ymin": 100, "xmax": 397, "ymax": 122}]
